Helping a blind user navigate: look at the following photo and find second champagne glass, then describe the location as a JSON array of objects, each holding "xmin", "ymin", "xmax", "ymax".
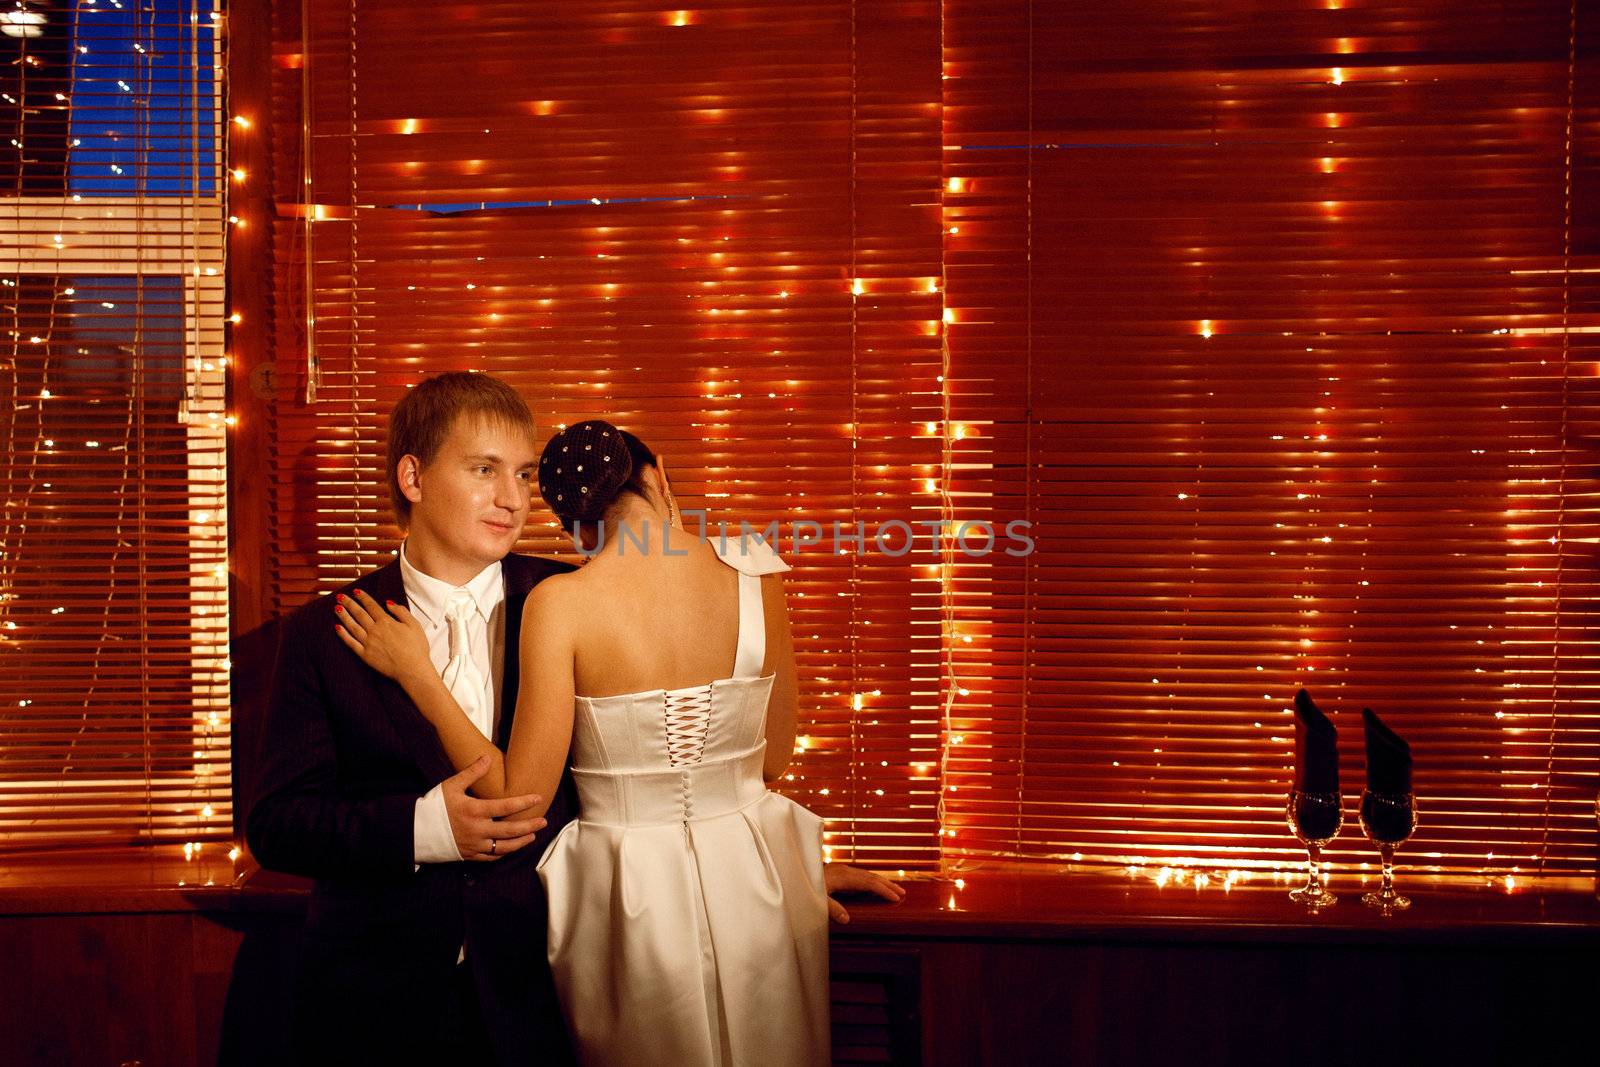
[
  {"xmin": 1286, "ymin": 789, "xmax": 1343, "ymax": 908},
  {"xmin": 1358, "ymin": 790, "xmax": 1417, "ymax": 915}
]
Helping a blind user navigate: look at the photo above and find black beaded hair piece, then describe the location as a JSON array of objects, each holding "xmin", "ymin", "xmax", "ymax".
[{"xmin": 538, "ymin": 420, "xmax": 652, "ymax": 528}]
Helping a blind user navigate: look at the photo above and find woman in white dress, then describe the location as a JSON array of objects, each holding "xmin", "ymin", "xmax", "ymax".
[{"xmin": 337, "ymin": 420, "xmax": 856, "ymax": 1066}]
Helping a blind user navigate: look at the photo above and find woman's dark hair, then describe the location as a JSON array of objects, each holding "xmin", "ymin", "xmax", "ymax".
[{"xmin": 537, "ymin": 420, "xmax": 657, "ymax": 532}]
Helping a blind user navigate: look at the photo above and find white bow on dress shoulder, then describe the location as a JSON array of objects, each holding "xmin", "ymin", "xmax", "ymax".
[{"xmin": 706, "ymin": 526, "xmax": 792, "ymax": 576}]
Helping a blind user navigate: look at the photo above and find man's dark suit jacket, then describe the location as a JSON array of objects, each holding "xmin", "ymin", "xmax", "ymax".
[{"xmin": 246, "ymin": 552, "xmax": 578, "ymax": 1067}]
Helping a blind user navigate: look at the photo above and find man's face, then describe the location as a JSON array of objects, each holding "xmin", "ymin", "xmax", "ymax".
[{"xmin": 403, "ymin": 414, "xmax": 536, "ymax": 576}]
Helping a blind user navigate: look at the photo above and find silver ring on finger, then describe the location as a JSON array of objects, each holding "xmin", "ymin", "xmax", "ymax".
[{"xmin": 487, "ymin": 838, "xmax": 498, "ymax": 855}]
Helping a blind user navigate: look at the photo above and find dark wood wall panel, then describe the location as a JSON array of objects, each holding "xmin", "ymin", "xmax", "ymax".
[
  {"xmin": 890, "ymin": 937, "xmax": 1591, "ymax": 1067},
  {"xmin": 1, "ymin": 903, "xmax": 1592, "ymax": 1066},
  {"xmin": 0, "ymin": 897, "xmax": 306, "ymax": 1067}
]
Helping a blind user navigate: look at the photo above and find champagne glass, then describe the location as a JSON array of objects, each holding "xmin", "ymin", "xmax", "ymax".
[
  {"xmin": 1286, "ymin": 789, "xmax": 1343, "ymax": 908},
  {"xmin": 1358, "ymin": 790, "xmax": 1416, "ymax": 914}
]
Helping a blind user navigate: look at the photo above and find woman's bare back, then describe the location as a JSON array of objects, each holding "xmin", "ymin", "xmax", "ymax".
[{"xmin": 565, "ymin": 532, "xmax": 745, "ymax": 698}]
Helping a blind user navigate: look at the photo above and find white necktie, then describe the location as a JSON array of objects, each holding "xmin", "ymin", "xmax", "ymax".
[{"xmin": 440, "ymin": 589, "xmax": 486, "ymax": 734}]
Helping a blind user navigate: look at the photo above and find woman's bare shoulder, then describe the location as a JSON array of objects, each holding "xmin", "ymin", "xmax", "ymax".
[{"xmin": 524, "ymin": 566, "xmax": 586, "ymax": 616}]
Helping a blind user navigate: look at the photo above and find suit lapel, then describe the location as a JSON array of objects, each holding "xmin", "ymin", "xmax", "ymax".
[
  {"xmin": 497, "ymin": 555, "xmax": 532, "ymax": 750},
  {"xmin": 360, "ymin": 560, "xmax": 456, "ymax": 783}
]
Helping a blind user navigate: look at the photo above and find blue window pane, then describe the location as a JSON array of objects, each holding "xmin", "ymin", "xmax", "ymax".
[{"xmin": 68, "ymin": 0, "xmax": 217, "ymax": 197}]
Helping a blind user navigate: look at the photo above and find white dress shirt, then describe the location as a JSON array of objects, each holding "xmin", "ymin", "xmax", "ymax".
[{"xmin": 402, "ymin": 542, "xmax": 507, "ymax": 865}]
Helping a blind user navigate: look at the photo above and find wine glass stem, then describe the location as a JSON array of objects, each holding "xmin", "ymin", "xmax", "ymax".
[
  {"xmin": 1307, "ymin": 842, "xmax": 1323, "ymax": 893},
  {"xmin": 1380, "ymin": 843, "xmax": 1395, "ymax": 898}
]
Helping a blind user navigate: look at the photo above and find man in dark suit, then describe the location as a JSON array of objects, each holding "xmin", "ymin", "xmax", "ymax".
[{"xmin": 247, "ymin": 372, "xmax": 576, "ymax": 1066}]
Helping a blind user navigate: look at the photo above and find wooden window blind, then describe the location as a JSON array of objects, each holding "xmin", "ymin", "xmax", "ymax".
[
  {"xmin": 1, "ymin": 0, "xmax": 229, "ymax": 854},
  {"xmin": 939, "ymin": 0, "xmax": 1599, "ymax": 879},
  {"xmin": 258, "ymin": 0, "xmax": 946, "ymax": 870},
  {"xmin": 233, "ymin": 0, "xmax": 1598, "ymax": 882}
]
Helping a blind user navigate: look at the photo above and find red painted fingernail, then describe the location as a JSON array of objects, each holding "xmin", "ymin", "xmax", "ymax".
[
  {"xmin": 386, "ymin": 600, "xmax": 396, "ymax": 607},
  {"xmin": 334, "ymin": 605, "xmax": 344, "ymax": 613}
]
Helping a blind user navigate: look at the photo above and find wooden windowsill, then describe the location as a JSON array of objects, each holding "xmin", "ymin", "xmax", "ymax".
[
  {"xmin": 833, "ymin": 866, "xmax": 1600, "ymax": 945},
  {"xmin": 0, "ymin": 845, "xmax": 294, "ymax": 916},
  {"xmin": 4, "ymin": 848, "xmax": 1598, "ymax": 947}
]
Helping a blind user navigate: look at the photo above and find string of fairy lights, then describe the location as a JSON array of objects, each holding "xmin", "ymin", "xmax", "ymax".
[
  {"xmin": 251, "ymin": 3, "xmax": 1591, "ymax": 888},
  {"xmin": 924, "ymin": 10, "xmax": 1588, "ymax": 893},
  {"xmin": 8, "ymin": 2, "xmax": 1588, "ymax": 889},
  {"xmin": 1, "ymin": 0, "xmax": 232, "ymax": 858}
]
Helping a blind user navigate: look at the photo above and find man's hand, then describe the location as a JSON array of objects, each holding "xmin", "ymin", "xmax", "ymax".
[
  {"xmin": 444, "ymin": 756, "xmax": 545, "ymax": 862},
  {"xmin": 823, "ymin": 863, "xmax": 906, "ymax": 924}
]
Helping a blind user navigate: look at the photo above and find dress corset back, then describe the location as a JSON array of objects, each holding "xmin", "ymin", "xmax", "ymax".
[
  {"xmin": 663, "ymin": 687, "xmax": 713, "ymax": 767},
  {"xmin": 566, "ymin": 545, "xmax": 774, "ymax": 801}
]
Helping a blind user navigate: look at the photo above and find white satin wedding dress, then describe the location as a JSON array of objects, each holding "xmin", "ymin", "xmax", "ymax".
[{"xmin": 537, "ymin": 536, "xmax": 830, "ymax": 1066}]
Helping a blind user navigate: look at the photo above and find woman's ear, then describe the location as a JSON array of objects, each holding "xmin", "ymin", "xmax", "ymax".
[{"xmin": 652, "ymin": 456, "xmax": 682, "ymax": 527}]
